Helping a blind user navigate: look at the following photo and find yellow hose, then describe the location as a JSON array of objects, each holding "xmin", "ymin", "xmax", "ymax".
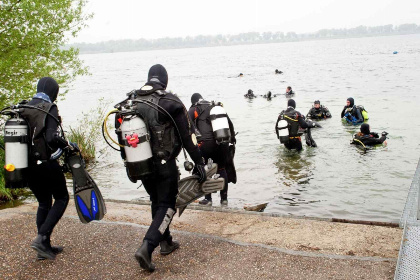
[
  {"xmin": 103, "ymin": 109, "xmax": 124, "ymax": 148},
  {"xmin": 353, "ymin": 138, "xmax": 366, "ymax": 149}
]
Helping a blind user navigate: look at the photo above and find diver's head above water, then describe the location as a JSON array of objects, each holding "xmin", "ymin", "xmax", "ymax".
[
  {"xmin": 346, "ymin": 97, "xmax": 354, "ymax": 107},
  {"xmin": 360, "ymin": 123, "xmax": 370, "ymax": 135},
  {"xmin": 287, "ymin": 99, "xmax": 296, "ymax": 109},
  {"xmin": 191, "ymin": 93, "xmax": 203, "ymax": 105},
  {"xmin": 314, "ymin": 100, "xmax": 320, "ymax": 109},
  {"xmin": 147, "ymin": 64, "xmax": 168, "ymax": 89}
]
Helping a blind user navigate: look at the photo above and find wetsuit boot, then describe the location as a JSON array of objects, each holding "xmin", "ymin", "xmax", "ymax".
[
  {"xmin": 135, "ymin": 240, "xmax": 155, "ymax": 272},
  {"xmin": 160, "ymin": 238, "xmax": 180, "ymax": 255},
  {"xmin": 31, "ymin": 234, "xmax": 56, "ymax": 260}
]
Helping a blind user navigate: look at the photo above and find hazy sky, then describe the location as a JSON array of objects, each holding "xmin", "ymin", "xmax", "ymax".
[{"xmin": 71, "ymin": 0, "xmax": 420, "ymax": 43}]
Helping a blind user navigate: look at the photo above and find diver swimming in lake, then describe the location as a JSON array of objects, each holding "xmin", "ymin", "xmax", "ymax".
[
  {"xmin": 341, "ymin": 97, "xmax": 367, "ymax": 124},
  {"xmin": 285, "ymin": 86, "xmax": 295, "ymax": 96},
  {"xmin": 275, "ymin": 69, "xmax": 283, "ymax": 74},
  {"xmin": 351, "ymin": 123, "xmax": 388, "ymax": 147},
  {"xmin": 244, "ymin": 89, "xmax": 256, "ymax": 99},
  {"xmin": 306, "ymin": 100, "xmax": 332, "ymax": 120},
  {"xmin": 275, "ymin": 99, "xmax": 320, "ymax": 151}
]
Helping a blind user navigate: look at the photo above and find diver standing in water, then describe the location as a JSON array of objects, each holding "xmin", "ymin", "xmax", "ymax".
[
  {"xmin": 22, "ymin": 77, "xmax": 72, "ymax": 260},
  {"xmin": 189, "ymin": 93, "xmax": 236, "ymax": 206},
  {"xmin": 275, "ymin": 99, "xmax": 319, "ymax": 151},
  {"xmin": 306, "ymin": 100, "xmax": 332, "ymax": 120},
  {"xmin": 341, "ymin": 97, "xmax": 364, "ymax": 124},
  {"xmin": 351, "ymin": 123, "xmax": 388, "ymax": 147},
  {"xmin": 114, "ymin": 65, "xmax": 206, "ymax": 272}
]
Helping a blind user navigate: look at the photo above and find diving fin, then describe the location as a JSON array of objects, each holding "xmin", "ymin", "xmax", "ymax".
[
  {"xmin": 225, "ymin": 144, "xmax": 237, "ymax": 184},
  {"xmin": 67, "ymin": 153, "xmax": 107, "ymax": 223},
  {"xmin": 305, "ymin": 127, "xmax": 317, "ymax": 147},
  {"xmin": 176, "ymin": 160, "xmax": 225, "ymax": 216}
]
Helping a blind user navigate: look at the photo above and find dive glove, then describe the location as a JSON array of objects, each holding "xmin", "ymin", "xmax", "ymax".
[
  {"xmin": 381, "ymin": 131, "xmax": 388, "ymax": 137},
  {"xmin": 195, "ymin": 164, "xmax": 207, "ymax": 183}
]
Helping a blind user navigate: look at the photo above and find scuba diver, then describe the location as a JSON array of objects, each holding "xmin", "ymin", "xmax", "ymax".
[
  {"xmin": 238, "ymin": 73, "xmax": 243, "ymax": 77},
  {"xmin": 15, "ymin": 78, "xmax": 73, "ymax": 260},
  {"xmin": 275, "ymin": 69, "xmax": 283, "ymax": 74},
  {"xmin": 263, "ymin": 91, "xmax": 272, "ymax": 100},
  {"xmin": 306, "ymin": 100, "xmax": 332, "ymax": 120},
  {"xmin": 341, "ymin": 97, "xmax": 365, "ymax": 124},
  {"xmin": 285, "ymin": 86, "xmax": 295, "ymax": 96},
  {"xmin": 113, "ymin": 64, "xmax": 206, "ymax": 272},
  {"xmin": 275, "ymin": 99, "xmax": 320, "ymax": 151},
  {"xmin": 189, "ymin": 93, "xmax": 236, "ymax": 206},
  {"xmin": 351, "ymin": 123, "xmax": 388, "ymax": 147},
  {"xmin": 244, "ymin": 89, "xmax": 256, "ymax": 99}
]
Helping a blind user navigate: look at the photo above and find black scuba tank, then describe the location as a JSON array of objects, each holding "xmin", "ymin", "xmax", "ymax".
[{"xmin": 3, "ymin": 116, "xmax": 29, "ymax": 188}]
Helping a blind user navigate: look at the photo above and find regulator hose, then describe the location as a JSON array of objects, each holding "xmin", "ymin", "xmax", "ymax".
[{"xmin": 102, "ymin": 109, "xmax": 123, "ymax": 151}]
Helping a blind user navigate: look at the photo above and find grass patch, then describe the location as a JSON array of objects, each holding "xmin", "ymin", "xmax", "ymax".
[{"xmin": 65, "ymin": 98, "xmax": 110, "ymax": 164}]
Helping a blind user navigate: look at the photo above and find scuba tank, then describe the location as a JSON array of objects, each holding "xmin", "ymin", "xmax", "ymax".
[
  {"xmin": 277, "ymin": 120, "xmax": 289, "ymax": 144},
  {"xmin": 209, "ymin": 103, "xmax": 231, "ymax": 144},
  {"xmin": 3, "ymin": 116, "xmax": 29, "ymax": 188},
  {"xmin": 119, "ymin": 114, "xmax": 154, "ymax": 180}
]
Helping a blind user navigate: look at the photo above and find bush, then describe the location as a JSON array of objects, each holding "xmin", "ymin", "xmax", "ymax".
[{"xmin": 66, "ymin": 98, "xmax": 111, "ymax": 164}]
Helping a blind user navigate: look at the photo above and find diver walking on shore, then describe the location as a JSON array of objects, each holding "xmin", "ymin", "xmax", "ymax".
[
  {"xmin": 113, "ymin": 64, "xmax": 206, "ymax": 272},
  {"xmin": 188, "ymin": 93, "xmax": 236, "ymax": 206}
]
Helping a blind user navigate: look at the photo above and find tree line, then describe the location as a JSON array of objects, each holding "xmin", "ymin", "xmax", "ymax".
[{"xmin": 70, "ymin": 23, "xmax": 420, "ymax": 54}]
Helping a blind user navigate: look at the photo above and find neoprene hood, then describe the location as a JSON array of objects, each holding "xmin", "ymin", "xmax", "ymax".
[
  {"xmin": 288, "ymin": 99, "xmax": 296, "ymax": 109},
  {"xmin": 347, "ymin": 97, "xmax": 354, "ymax": 107},
  {"xmin": 147, "ymin": 64, "xmax": 168, "ymax": 89},
  {"xmin": 361, "ymin": 123, "xmax": 370, "ymax": 135},
  {"xmin": 37, "ymin": 77, "xmax": 59, "ymax": 102},
  {"xmin": 191, "ymin": 93, "xmax": 203, "ymax": 104}
]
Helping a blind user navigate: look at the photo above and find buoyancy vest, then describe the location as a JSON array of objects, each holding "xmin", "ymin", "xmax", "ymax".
[
  {"xmin": 191, "ymin": 100, "xmax": 214, "ymax": 142},
  {"xmin": 280, "ymin": 108, "xmax": 302, "ymax": 137},
  {"xmin": 308, "ymin": 106, "xmax": 329, "ymax": 119},
  {"xmin": 133, "ymin": 90, "xmax": 181, "ymax": 161},
  {"xmin": 19, "ymin": 102, "xmax": 55, "ymax": 162}
]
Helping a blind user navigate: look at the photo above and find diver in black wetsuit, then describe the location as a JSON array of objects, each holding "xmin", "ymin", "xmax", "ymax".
[
  {"xmin": 341, "ymin": 97, "xmax": 364, "ymax": 124},
  {"xmin": 263, "ymin": 91, "xmax": 272, "ymax": 100},
  {"xmin": 21, "ymin": 77, "xmax": 73, "ymax": 260},
  {"xmin": 115, "ymin": 64, "xmax": 206, "ymax": 272},
  {"xmin": 275, "ymin": 99, "xmax": 319, "ymax": 151},
  {"xmin": 306, "ymin": 100, "xmax": 332, "ymax": 120},
  {"xmin": 188, "ymin": 93, "xmax": 236, "ymax": 206},
  {"xmin": 244, "ymin": 89, "xmax": 256, "ymax": 99},
  {"xmin": 351, "ymin": 123, "xmax": 388, "ymax": 147},
  {"xmin": 275, "ymin": 69, "xmax": 283, "ymax": 74}
]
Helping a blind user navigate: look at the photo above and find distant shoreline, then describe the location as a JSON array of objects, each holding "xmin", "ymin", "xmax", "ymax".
[{"xmin": 68, "ymin": 24, "xmax": 420, "ymax": 54}]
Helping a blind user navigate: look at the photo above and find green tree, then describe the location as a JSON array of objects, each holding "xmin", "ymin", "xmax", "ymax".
[{"xmin": 0, "ymin": 0, "xmax": 91, "ymax": 107}]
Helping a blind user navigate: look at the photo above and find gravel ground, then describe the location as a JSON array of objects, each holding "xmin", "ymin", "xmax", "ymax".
[{"xmin": 0, "ymin": 202, "xmax": 399, "ymax": 279}]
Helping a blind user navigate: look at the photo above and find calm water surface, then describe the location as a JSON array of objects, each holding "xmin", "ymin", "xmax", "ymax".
[{"xmin": 59, "ymin": 34, "xmax": 420, "ymax": 222}]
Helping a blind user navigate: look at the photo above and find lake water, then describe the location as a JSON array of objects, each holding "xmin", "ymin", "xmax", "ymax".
[{"xmin": 59, "ymin": 34, "xmax": 420, "ymax": 223}]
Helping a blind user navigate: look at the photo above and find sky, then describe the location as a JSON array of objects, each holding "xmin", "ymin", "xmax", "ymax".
[{"xmin": 70, "ymin": 0, "xmax": 420, "ymax": 43}]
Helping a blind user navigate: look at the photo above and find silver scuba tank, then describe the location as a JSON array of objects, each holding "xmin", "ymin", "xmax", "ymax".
[
  {"xmin": 277, "ymin": 119, "xmax": 289, "ymax": 144},
  {"xmin": 209, "ymin": 104, "xmax": 231, "ymax": 144},
  {"xmin": 3, "ymin": 117, "xmax": 29, "ymax": 188},
  {"xmin": 120, "ymin": 115, "xmax": 154, "ymax": 179}
]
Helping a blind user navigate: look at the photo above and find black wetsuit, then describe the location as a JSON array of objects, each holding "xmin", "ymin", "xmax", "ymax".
[
  {"xmin": 276, "ymin": 107, "xmax": 309, "ymax": 151},
  {"xmin": 25, "ymin": 78, "xmax": 69, "ymax": 238},
  {"xmin": 353, "ymin": 132, "xmax": 386, "ymax": 146},
  {"xmin": 188, "ymin": 101, "xmax": 235, "ymax": 201},
  {"xmin": 307, "ymin": 106, "xmax": 331, "ymax": 120},
  {"xmin": 116, "ymin": 83, "xmax": 202, "ymax": 251}
]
